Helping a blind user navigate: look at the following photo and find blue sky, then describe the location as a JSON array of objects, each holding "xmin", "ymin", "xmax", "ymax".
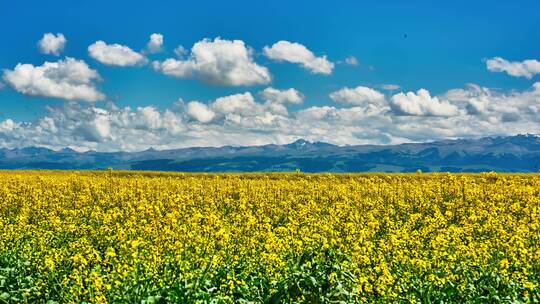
[{"xmin": 0, "ymin": 0, "xmax": 539, "ymax": 151}]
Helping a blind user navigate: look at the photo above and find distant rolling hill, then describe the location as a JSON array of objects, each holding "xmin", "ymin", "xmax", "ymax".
[{"xmin": 1, "ymin": 134, "xmax": 540, "ymax": 172}]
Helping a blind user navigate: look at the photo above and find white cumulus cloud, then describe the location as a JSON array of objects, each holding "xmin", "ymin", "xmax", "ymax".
[
  {"xmin": 263, "ymin": 40, "xmax": 334, "ymax": 75},
  {"xmin": 146, "ymin": 33, "xmax": 164, "ymax": 53},
  {"xmin": 186, "ymin": 91, "xmax": 297, "ymax": 126},
  {"xmin": 88, "ymin": 41, "xmax": 147, "ymax": 66},
  {"xmin": 443, "ymin": 82, "xmax": 540, "ymax": 120},
  {"xmin": 486, "ymin": 57, "xmax": 540, "ymax": 79},
  {"xmin": 2, "ymin": 57, "xmax": 105, "ymax": 102},
  {"xmin": 390, "ymin": 89, "xmax": 460, "ymax": 116},
  {"xmin": 211, "ymin": 92, "xmax": 260, "ymax": 117},
  {"xmin": 187, "ymin": 101, "xmax": 216, "ymax": 123},
  {"xmin": 153, "ymin": 38, "xmax": 271, "ymax": 86},
  {"xmin": 259, "ymin": 87, "xmax": 304, "ymax": 104},
  {"xmin": 330, "ymin": 86, "xmax": 385, "ymax": 107},
  {"xmin": 37, "ymin": 33, "xmax": 66, "ymax": 56}
]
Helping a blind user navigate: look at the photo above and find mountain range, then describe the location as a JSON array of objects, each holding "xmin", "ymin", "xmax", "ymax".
[{"xmin": 1, "ymin": 134, "xmax": 540, "ymax": 172}]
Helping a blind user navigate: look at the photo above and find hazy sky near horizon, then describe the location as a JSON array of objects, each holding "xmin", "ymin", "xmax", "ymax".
[{"xmin": 0, "ymin": 0, "xmax": 539, "ymax": 151}]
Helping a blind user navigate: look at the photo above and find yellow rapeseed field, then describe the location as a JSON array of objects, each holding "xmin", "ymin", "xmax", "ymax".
[{"xmin": 0, "ymin": 171, "xmax": 539, "ymax": 303}]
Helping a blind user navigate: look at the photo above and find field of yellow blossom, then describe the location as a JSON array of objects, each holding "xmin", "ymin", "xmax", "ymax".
[{"xmin": 0, "ymin": 170, "xmax": 539, "ymax": 303}]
